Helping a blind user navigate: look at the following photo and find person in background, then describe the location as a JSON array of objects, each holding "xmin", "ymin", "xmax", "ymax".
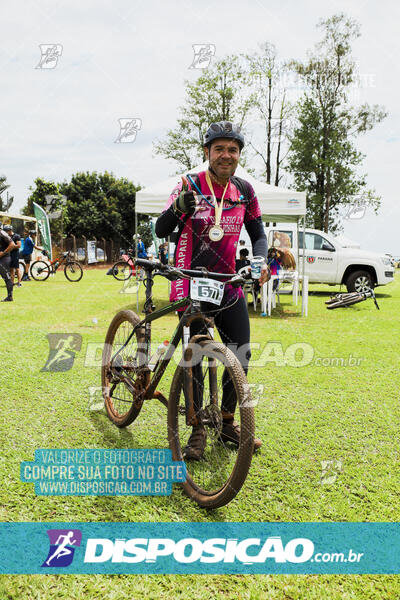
[
  {"xmin": 137, "ymin": 236, "xmax": 147, "ymax": 259},
  {"xmin": 235, "ymin": 248, "xmax": 250, "ymax": 272},
  {"xmin": 0, "ymin": 226, "xmax": 16, "ymax": 302},
  {"xmin": 3, "ymin": 225, "xmax": 22, "ymax": 287},
  {"xmin": 236, "ymin": 238, "xmax": 246, "ymax": 259},
  {"xmin": 21, "ymin": 230, "xmax": 42, "ymax": 281},
  {"xmin": 159, "ymin": 242, "xmax": 168, "ymax": 265}
]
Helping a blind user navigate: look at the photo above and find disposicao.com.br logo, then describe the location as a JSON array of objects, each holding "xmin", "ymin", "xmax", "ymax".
[
  {"xmin": 82, "ymin": 536, "xmax": 362, "ymax": 565},
  {"xmin": 42, "ymin": 529, "xmax": 82, "ymax": 567}
]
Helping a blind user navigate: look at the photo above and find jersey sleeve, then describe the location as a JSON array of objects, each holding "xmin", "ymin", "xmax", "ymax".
[
  {"xmin": 243, "ymin": 183, "xmax": 262, "ymax": 223},
  {"xmin": 164, "ymin": 180, "xmax": 183, "ymax": 211},
  {"xmin": 155, "ymin": 180, "xmax": 186, "ymax": 238}
]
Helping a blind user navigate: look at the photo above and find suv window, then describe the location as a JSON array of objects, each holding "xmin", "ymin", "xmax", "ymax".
[{"xmin": 298, "ymin": 232, "xmax": 335, "ymax": 251}]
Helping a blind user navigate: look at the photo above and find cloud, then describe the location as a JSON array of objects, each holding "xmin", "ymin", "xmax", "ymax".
[{"xmin": 1, "ymin": 0, "xmax": 397, "ymax": 255}]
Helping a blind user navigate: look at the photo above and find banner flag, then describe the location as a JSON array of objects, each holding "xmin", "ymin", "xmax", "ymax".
[{"xmin": 33, "ymin": 202, "xmax": 52, "ymax": 260}]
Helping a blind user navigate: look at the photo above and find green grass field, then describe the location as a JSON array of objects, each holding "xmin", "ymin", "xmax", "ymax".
[{"xmin": 1, "ymin": 269, "xmax": 400, "ymax": 599}]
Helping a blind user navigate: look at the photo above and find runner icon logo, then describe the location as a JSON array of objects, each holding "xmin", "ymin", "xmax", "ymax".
[
  {"xmin": 188, "ymin": 44, "xmax": 216, "ymax": 69},
  {"xmin": 114, "ymin": 118, "xmax": 142, "ymax": 143},
  {"xmin": 42, "ymin": 529, "xmax": 82, "ymax": 567},
  {"xmin": 36, "ymin": 44, "xmax": 63, "ymax": 69},
  {"xmin": 42, "ymin": 333, "xmax": 82, "ymax": 372}
]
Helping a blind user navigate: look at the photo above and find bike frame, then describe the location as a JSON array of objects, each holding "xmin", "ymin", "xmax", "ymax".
[
  {"xmin": 110, "ymin": 265, "xmax": 215, "ymax": 424},
  {"xmin": 44, "ymin": 253, "xmax": 71, "ymax": 273}
]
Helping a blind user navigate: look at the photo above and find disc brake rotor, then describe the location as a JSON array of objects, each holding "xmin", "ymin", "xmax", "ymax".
[{"xmin": 199, "ymin": 404, "xmax": 223, "ymax": 434}]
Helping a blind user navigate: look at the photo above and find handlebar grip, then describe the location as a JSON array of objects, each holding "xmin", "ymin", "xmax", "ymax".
[{"xmin": 134, "ymin": 258, "xmax": 164, "ymax": 270}]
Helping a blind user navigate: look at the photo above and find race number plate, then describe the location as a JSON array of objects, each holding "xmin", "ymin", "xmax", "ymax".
[{"xmin": 190, "ymin": 278, "xmax": 225, "ymax": 306}]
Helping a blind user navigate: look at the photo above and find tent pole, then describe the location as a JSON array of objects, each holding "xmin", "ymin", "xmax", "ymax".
[
  {"xmin": 301, "ymin": 216, "xmax": 306, "ymax": 316},
  {"xmin": 135, "ymin": 209, "xmax": 139, "ymax": 311}
]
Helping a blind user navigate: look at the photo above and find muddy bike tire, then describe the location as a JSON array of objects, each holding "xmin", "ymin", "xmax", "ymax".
[
  {"xmin": 102, "ymin": 309, "xmax": 149, "ymax": 427},
  {"xmin": 168, "ymin": 338, "xmax": 255, "ymax": 509}
]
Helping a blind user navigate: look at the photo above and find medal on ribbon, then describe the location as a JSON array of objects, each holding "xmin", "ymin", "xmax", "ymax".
[{"xmin": 205, "ymin": 171, "xmax": 229, "ymax": 242}]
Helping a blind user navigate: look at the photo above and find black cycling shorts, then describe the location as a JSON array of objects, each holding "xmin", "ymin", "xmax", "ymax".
[{"xmin": 10, "ymin": 254, "xmax": 19, "ymax": 269}]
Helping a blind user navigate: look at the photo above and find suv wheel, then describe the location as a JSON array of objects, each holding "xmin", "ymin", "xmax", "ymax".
[{"xmin": 345, "ymin": 270, "xmax": 374, "ymax": 293}]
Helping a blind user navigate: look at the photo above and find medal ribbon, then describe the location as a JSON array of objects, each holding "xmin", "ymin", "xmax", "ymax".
[{"xmin": 205, "ymin": 170, "xmax": 230, "ymax": 230}]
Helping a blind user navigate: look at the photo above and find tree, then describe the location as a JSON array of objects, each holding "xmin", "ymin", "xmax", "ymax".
[
  {"xmin": 245, "ymin": 43, "xmax": 294, "ymax": 185},
  {"xmin": 22, "ymin": 178, "xmax": 64, "ymax": 239},
  {"xmin": 153, "ymin": 56, "xmax": 254, "ymax": 171},
  {"xmin": 137, "ymin": 220, "xmax": 153, "ymax": 252},
  {"xmin": 23, "ymin": 172, "xmax": 147, "ymax": 247},
  {"xmin": 287, "ymin": 13, "xmax": 387, "ymax": 232},
  {"xmin": 59, "ymin": 172, "xmax": 140, "ymax": 247},
  {"xmin": 0, "ymin": 175, "xmax": 14, "ymax": 212}
]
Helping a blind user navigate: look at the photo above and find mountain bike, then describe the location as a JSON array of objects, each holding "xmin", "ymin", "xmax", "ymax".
[
  {"xmin": 102, "ymin": 258, "xmax": 255, "ymax": 509},
  {"xmin": 325, "ymin": 288, "xmax": 380, "ymax": 310},
  {"xmin": 30, "ymin": 250, "xmax": 83, "ymax": 282},
  {"xmin": 112, "ymin": 249, "xmax": 135, "ymax": 281}
]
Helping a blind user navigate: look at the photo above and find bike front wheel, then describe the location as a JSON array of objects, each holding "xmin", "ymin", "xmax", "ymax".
[
  {"xmin": 64, "ymin": 261, "xmax": 83, "ymax": 282},
  {"xmin": 102, "ymin": 309, "xmax": 149, "ymax": 428},
  {"xmin": 168, "ymin": 338, "xmax": 255, "ymax": 509},
  {"xmin": 30, "ymin": 260, "xmax": 51, "ymax": 281},
  {"xmin": 112, "ymin": 260, "xmax": 132, "ymax": 281}
]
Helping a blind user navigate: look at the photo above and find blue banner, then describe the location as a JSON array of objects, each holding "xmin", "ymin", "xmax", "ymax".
[{"xmin": 0, "ymin": 522, "xmax": 399, "ymax": 574}]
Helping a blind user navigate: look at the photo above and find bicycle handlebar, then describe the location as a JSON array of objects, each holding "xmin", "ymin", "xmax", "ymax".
[{"xmin": 134, "ymin": 258, "xmax": 250, "ymax": 287}]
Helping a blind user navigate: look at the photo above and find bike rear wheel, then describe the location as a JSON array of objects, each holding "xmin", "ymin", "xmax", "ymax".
[
  {"xmin": 112, "ymin": 260, "xmax": 132, "ymax": 281},
  {"xmin": 168, "ymin": 338, "xmax": 255, "ymax": 509},
  {"xmin": 30, "ymin": 260, "xmax": 51, "ymax": 281},
  {"xmin": 64, "ymin": 261, "xmax": 83, "ymax": 282},
  {"xmin": 102, "ymin": 309, "xmax": 149, "ymax": 427}
]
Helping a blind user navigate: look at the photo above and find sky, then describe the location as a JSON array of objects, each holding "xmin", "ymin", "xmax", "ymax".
[{"xmin": 1, "ymin": 0, "xmax": 399, "ymax": 255}]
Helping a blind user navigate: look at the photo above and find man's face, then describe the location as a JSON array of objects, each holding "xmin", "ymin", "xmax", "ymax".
[{"xmin": 205, "ymin": 138, "xmax": 240, "ymax": 180}]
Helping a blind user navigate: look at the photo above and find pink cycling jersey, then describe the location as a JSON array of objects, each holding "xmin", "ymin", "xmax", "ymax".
[{"xmin": 165, "ymin": 171, "xmax": 262, "ymax": 304}]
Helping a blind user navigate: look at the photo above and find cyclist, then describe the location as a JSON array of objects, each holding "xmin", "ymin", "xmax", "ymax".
[
  {"xmin": 137, "ymin": 236, "xmax": 147, "ymax": 259},
  {"xmin": 155, "ymin": 121, "xmax": 269, "ymax": 460},
  {"xmin": 0, "ymin": 226, "xmax": 16, "ymax": 302},
  {"xmin": 21, "ymin": 230, "xmax": 42, "ymax": 281},
  {"xmin": 3, "ymin": 225, "xmax": 22, "ymax": 287}
]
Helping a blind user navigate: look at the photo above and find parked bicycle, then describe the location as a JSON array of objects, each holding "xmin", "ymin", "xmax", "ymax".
[
  {"xmin": 325, "ymin": 288, "xmax": 380, "ymax": 310},
  {"xmin": 30, "ymin": 250, "xmax": 83, "ymax": 282},
  {"xmin": 112, "ymin": 248, "xmax": 135, "ymax": 281},
  {"xmin": 102, "ymin": 258, "xmax": 255, "ymax": 509}
]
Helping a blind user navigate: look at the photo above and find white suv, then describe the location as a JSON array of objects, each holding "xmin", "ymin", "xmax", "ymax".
[{"xmin": 266, "ymin": 227, "xmax": 395, "ymax": 293}]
